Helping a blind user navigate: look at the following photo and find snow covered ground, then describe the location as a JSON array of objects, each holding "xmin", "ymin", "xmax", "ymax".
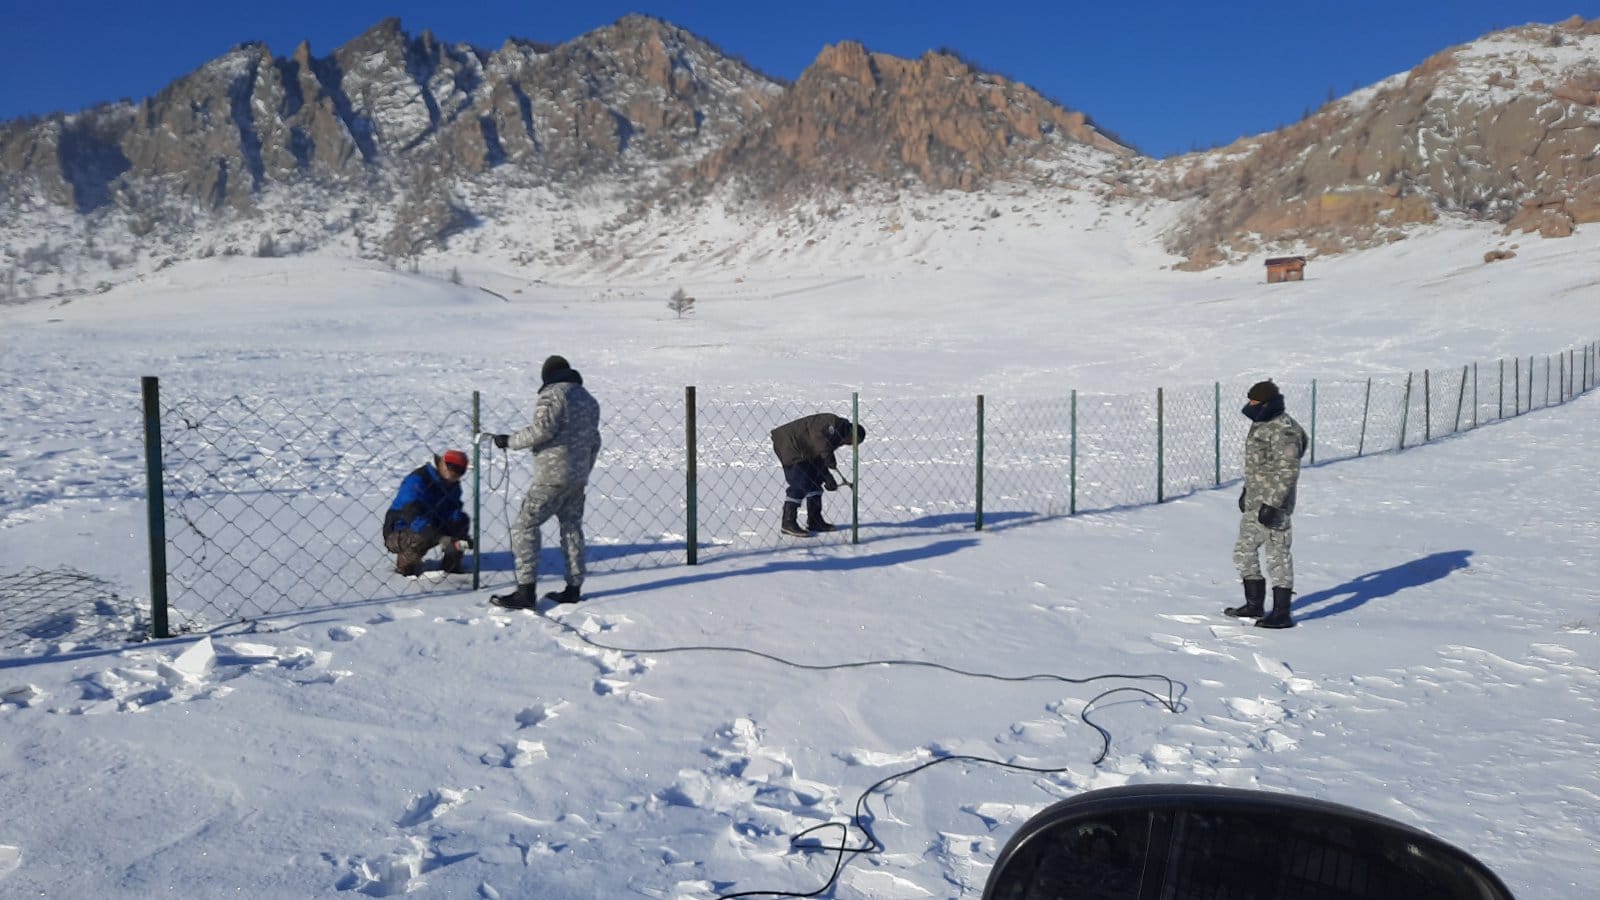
[{"xmin": 2, "ymin": 208, "xmax": 1597, "ymax": 897}]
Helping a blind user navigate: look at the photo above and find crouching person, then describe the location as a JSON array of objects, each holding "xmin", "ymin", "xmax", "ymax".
[{"xmin": 384, "ymin": 449, "xmax": 473, "ymax": 576}]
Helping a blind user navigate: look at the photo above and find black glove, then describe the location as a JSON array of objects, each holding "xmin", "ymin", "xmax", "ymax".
[
  {"xmin": 492, "ymin": 434, "xmax": 510, "ymax": 450},
  {"xmin": 1257, "ymin": 504, "xmax": 1287, "ymax": 530},
  {"xmin": 1238, "ymin": 488, "xmax": 1246, "ymax": 512},
  {"xmin": 822, "ymin": 471, "xmax": 839, "ymax": 492}
]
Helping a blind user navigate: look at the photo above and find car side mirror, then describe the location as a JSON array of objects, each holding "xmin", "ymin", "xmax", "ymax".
[{"xmin": 983, "ymin": 784, "xmax": 1514, "ymax": 900}]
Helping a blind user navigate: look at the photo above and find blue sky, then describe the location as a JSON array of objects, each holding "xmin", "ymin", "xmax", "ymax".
[{"xmin": 3, "ymin": 1, "xmax": 1594, "ymax": 158}]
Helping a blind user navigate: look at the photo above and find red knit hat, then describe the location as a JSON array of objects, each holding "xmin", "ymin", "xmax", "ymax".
[{"xmin": 441, "ymin": 449, "xmax": 469, "ymax": 473}]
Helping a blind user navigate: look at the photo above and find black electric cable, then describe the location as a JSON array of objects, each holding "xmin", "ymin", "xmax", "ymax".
[{"xmin": 527, "ymin": 612, "xmax": 1182, "ymax": 900}]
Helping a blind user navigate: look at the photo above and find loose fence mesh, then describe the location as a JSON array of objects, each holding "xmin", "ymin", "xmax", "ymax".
[
  {"xmin": 0, "ymin": 568, "xmax": 140, "ymax": 649},
  {"xmin": 141, "ymin": 343, "xmax": 1596, "ymax": 634},
  {"xmin": 160, "ymin": 391, "xmax": 476, "ymax": 632}
]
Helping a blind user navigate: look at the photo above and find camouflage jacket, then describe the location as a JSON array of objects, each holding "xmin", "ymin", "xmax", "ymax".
[
  {"xmin": 509, "ymin": 379, "xmax": 602, "ymax": 485},
  {"xmin": 1243, "ymin": 411, "xmax": 1308, "ymax": 512}
]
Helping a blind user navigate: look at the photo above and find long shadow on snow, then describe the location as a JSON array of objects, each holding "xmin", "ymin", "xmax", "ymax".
[
  {"xmin": 1294, "ymin": 550, "xmax": 1473, "ymax": 622},
  {"xmin": 583, "ymin": 538, "xmax": 980, "ymax": 601}
]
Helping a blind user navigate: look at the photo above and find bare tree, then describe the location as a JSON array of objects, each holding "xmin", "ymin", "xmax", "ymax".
[{"xmin": 667, "ymin": 286, "xmax": 695, "ymax": 319}]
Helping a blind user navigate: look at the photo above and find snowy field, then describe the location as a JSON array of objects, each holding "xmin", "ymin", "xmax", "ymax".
[{"xmin": 2, "ymin": 205, "xmax": 1598, "ymax": 897}]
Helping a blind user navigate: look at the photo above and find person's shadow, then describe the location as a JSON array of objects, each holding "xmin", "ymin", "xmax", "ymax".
[{"xmin": 1295, "ymin": 550, "xmax": 1473, "ymax": 622}]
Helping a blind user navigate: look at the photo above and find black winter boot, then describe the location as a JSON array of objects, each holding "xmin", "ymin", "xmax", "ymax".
[
  {"xmin": 781, "ymin": 502, "xmax": 810, "ymax": 537},
  {"xmin": 805, "ymin": 495, "xmax": 835, "ymax": 532},
  {"xmin": 1225, "ymin": 579, "xmax": 1267, "ymax": 618},
  {"xmin": 544, "ymin": 584, "xmax": 582, "ymax": 605},
  {"xmin": 1257, "ymin": 587, "xmax": 1296, "ymax": 629},
  {"xmin": 490, "ymin": 584, "xmax": 540, "ymax": 610}
]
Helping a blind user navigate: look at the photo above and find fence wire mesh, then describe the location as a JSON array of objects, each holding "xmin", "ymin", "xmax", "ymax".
[
  {"xmin": 138, "ymin": 341, "xmax": 1598, "ymax": 634},
  {"xmin": 0, "ymin": 567, "xmax": 141, "ymax": 650}
]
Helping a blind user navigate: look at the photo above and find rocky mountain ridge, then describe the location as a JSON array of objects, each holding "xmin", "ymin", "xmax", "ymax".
[{"xmin": 1, "ymin": 15, "xmax": 1597, "ymax": 298}]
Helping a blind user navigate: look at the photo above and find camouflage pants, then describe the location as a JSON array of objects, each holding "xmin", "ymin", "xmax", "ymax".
[
  {"xmin": 1232, "ymin": 512, "xmax": 1293, "ymax": 589},
  {"xmin": 512, "ymin": 482, "xmax": 588, "ymax": 588},
  {"xmin": 385, "ymin": 528, "xmax": 463, "ymax": 574}
]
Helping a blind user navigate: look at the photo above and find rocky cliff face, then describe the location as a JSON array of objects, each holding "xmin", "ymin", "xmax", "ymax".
[
  {"xmin": 0, "ymin": 15, "xmax": 781, "ymax": 256},
  {"xmin": 1154, "ymin": 16, "xmax": 1600, "ymax": 268},
  {"xmin": 1, "ymin": 15, "xmax": 1598, "ymax": 288},
  {"xmin": 693, "ymin": 41, "xmax": 1133, "ymax": 201}
]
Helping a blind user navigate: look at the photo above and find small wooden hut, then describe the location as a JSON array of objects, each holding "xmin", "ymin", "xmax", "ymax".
[{"xmin": 1265, "ymin": 256, "xmax": 1307, "ymax": 283}]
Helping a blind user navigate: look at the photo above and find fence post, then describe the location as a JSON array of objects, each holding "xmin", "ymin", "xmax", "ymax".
[
  {"xmin": 1156, "ymin": 387, "xmax": 1165, "ymax": 503},
  {"xmin": 1527, "ymin": 356, "xmax": 1534, "ymax": 411},
  {"xmin": 1545, "ymin": 355, "xmax": 1551, "ymax": 408},
  {"xmin": 141, "ymin": 376, "xmax": 170, "ymax": 640},
  {"xmin": 1398, "ymin": 372, "xmax": 1413, "ymax": 451},
  {"xmin": 1358, "ymin": 377, "xmax": 1371, "ymax": 456},
  {"xmin": 1514, "ymin": 357, "xmax": 1521, "ymax": 415},
  {"xmin": 1560, "ymin": 353, "xmax": 1566, "ymax": 403},
  {"xmin": 1423, "ymin": 369, "xmax": 1431, "ymax": 443},
  {"xmin": 471, "ymin": 391, "xmax": 482, "ymax": 590},
  {"xmin": 1070, "ymin": 389, "xmax": 1078, "ymax": 516},
  {"xmin": 1454, "ymin": 366, "xmax": 1467, "ymax": 434},
  {"xmin": 850, "ymin": 391, "xmax": 860, "ymax": 545},
  {"xmin": 1498, "ymin": 359, "xmax": 1505, "ymax": 419},
  {"xmin": 1213, "ymin": 382, "xmax": 1221, "ymax": 487},
  {"xmin": 975, "ymin": 394, "xmax": 985, "ymax": 532},
  {"xmin": 1472, "ymin": 362, "xmax": 1478, "ymax": 427},
  {"xmin": 1309, "ymin": 379, "xmax": 1318, "ymax": 464},
  {"xmin": 685, "ymin": 386, "xmax": 697, "ymax": 566}
]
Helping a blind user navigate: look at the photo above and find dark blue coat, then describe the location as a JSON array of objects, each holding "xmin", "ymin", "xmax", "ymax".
[{"xmin": 383, "ymin": 463, "xmax": 470, "ymax": 539}]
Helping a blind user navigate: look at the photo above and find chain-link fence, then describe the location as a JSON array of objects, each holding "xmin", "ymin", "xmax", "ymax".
[{"xmin": 137, "ymin": 342, "xmax": 1598, "ymax": 637}]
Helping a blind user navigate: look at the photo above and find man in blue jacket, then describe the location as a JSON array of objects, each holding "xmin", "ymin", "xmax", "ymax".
[{"xmin": 383, "ymin": 449, "xmax": 473, "ymax": 576}]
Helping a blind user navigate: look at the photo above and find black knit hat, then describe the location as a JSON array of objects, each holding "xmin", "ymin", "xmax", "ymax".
[
  {"xmin": 541, "ymin": 355, "xmax": 571, "ymax": 383},
  {"xmin": 1247, "ymin": 380, "xmax": 1280, "ymax": 402}
]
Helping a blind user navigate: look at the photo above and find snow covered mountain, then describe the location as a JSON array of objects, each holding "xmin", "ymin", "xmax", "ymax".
[{"xmin": 0, "ymin": 15, "xmax": 1596, "ymax": 300}]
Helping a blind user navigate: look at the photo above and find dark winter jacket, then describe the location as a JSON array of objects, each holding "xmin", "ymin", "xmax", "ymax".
[
  {"xmin": 383, "ymin": 462, "xmax": 470, "ymax": 539},
  {"xmin": 771, "ymin": 414, "xmax": 854, "ymax": 468}
]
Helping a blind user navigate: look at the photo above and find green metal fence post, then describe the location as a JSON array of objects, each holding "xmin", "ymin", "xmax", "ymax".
[
  {"xmin": 1472, "ymin": 362, "xmax": 1478, "ymax": 427},
  {"xmin": 1528, "ymin": 355, "xmax": 1535, "ymax": 410},
  {"xmin": 1213, "ymin": 382, "xmax": 1221, "ymax": 487},
  {"xmin": 850, "ymin": 391, "xmax": 860, "ymax": 545},
  {"xmin": 685, "ymin": 386, "xmax": 698, "ymax": 565},
  {"xmin": 1070, "ymin": 390, "xmax": 1078, "ymax": 516},
  {"xmin": 1358, "ymin": 377, "xmax": 1371, "ymax": 456},
  {"xmin": 141, "ymin": 376, "xmax": 170, "ymax": 639},
  {"xmin": 1498, "ymin": 359, "xmax": 1504, "ymax": 419},
  {"xmin": 471, "ymin": 391, "xmax": 482, "ymax": 590},
  {"xmin": 975, "ymin": 394, "xmax": 985, "ymax": 532},
  {"xmin": 1156, "ymin": 387, "xmax": 1165, "ymax": 503},
  {"xmin": 1514, "ymin": 357, "xmax": 1521, "ymax": 415},
  {"xmin": 1454, "ymin": 366, "xmax": 1467, "ymax": 434},
  {"xmin": 1309, "ymin": 379, "xmax": 1318, "ymax": 464},
  {"xmin": 1423, "ymin": 369, "xmax": 1431, "ymax": 443},
  {"xmin": 1398, "ymin": 372, "xmax": 1413, "ymax": 451}
]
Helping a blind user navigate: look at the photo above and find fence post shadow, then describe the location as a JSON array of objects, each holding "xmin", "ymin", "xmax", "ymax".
[
  {"xmin": 1295, "ymin": 550, "xmax": 1473, "ymax": 622},
  {"xmin": 582, "ymin": 538, "xmax": 980, "ymax": 601}
]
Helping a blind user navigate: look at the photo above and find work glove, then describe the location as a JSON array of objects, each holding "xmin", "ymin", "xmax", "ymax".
[
  {"xmin": 492, "ymin": 434, "xmax": 510, "ymax": 449},
  {"xmin": 455, "ymin": 536, "xmax": 474, "ymax": 550},
  {"xmin": 822, "ymin": 471, "xmax": 839, "ymax": 492},
  {"xmin": 1256, "ymin": 504, "xmax": 1287, "ymax": 530},
  {"xmin": 1238, "ymin": 488, "xmax": 1246, "ymax": 512}
]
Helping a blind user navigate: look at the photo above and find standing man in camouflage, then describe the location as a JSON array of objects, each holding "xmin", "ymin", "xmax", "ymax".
[
  {"xmin": 1226, "ymin": 380, "xmax": 1308, "ymax": 628},
  {"xmin": 488, "ymin": 355, "xmax": 603, "ymax": 609}
]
